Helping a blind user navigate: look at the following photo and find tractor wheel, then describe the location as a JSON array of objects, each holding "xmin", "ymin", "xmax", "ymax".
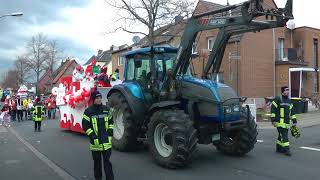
[
  {"xmin": 108, "ymin": 92, "xmax": 139, "ymax": 151},
  {"xmin": 216, "ymin": 107, "xmax": 258, "ymax": 155},
  {"xmin": 148, "ymin": 110, "xmax": 198, "ymax": 169}
]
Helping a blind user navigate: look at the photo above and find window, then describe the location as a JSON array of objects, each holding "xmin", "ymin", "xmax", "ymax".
[
  {"xmin": 118, "ymin": 56, "xmax": 123, "ymax": 66},
  {"xmin": 126, "ymin": 59, "xmax": 135, "ymax": 80},
  {"xmin": 125, "ymin": 55, "xmax": 151, "ymax": 82},
  {"xmin": 208, "ymin": 37, "xmax": 216, "ymax": 50},
  {"xmin": 212, "ymin": 73, "xmax": 225, "ymax": 83},
  {"xmin": 192, "ymin": 42, "xmax": 198, "ymax": 54},
  {"xmin": 277, "ymin": 38, "xmax": 285, "ymax": 61}
]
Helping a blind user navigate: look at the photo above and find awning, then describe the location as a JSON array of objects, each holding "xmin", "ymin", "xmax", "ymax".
[
  {"xmin": 289, "ymin": 67, "xmax": 318, "ymax": 72},
  {"xmin": 289, "ymin": 67, "xmax": 319, "ymax": 98}
]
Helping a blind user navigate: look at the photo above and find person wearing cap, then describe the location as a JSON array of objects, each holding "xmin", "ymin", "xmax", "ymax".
[
  {"xmin": 271, "ymin": 86, "xmax": 297, "ymax": 156},
  {"xmin": 82, "ymin": 91, "xmax": 114, "ymax": 180}
]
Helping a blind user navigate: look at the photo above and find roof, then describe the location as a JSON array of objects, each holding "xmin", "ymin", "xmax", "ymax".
[
  {"xmin": 52, "ymin": 59, "xmax": 78, "ymax": 84},
  {"xmin": 193, "ymin": 0, "xmax": 226, "ymax": 17},
  {"xmin": 38, "ymin": 69, "xmax": 52, "ymax": 82},
  {"xmin": 97, "ymin": 50, "xmax": 112, "ymax": 65},
  {"xmin": 84, "ymin": 50, "xmax": 112, "ymax": 65},
  {"xmin": 294, "ymin": 26, "xmax": 320, "ymax": 32},
  {"xmin": 111, "ymin": 46, "xmax": 132, "ymax": 54},
  {"xmin": 138, "ymin": 20, "xmax": 187, "ymax": 47},
  {"xmin": 84, "ymin": 55, "xmax": 97, "ymax": 65},
  {"xmin": 193, "ymin": 0, "xmax": 277, "ymax": 17},
  {"xmin": 123, "ymin": 46, "xmax": 178, "ymax": 57}
]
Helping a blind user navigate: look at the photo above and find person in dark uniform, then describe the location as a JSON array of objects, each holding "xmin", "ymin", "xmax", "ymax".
[
  {"xmin": 271, "ymin": 86, "xmax": 297, "ymax": 156},
  {"xmin": 32, "ymin": 98, "xmax": 45, "ymax": 132},
  {"xmin": 82, "ymin": 91, "xmax": 114, "ymax": 180}
]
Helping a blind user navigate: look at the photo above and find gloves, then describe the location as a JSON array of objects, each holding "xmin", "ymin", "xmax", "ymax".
[
  {"xmin": 272, "ymin": 122, "xmax": 277, "ymax": 127},
  {"xmin": 290, "ymin": 125, "xmax": 301, "ymax": 138}
]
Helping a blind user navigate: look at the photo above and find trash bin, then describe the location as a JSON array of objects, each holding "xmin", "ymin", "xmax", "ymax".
[
  {"xmin": 291, "ymin": 97, "xmax": 303, "ymax": 114},
  {"xmin": 302, "ymin": 98, "xmax": 308, "ymax": 113}
]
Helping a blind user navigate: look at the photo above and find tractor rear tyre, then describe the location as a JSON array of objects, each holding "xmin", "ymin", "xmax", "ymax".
[
  {"xmin": 148, "ymin": 110, "xmax": 198, "ymax": 169},
  {"xmin": 108, "ymin": 92, "xmax": 139, "ymax": 151},
  {"xmin": 216, "ymin": 107, "xmax": 258, "ymax": 155}
]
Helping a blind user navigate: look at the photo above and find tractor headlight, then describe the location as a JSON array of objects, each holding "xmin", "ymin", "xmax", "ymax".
[
  {"xmin": 224, "ymin": 106, "xmax": 232, "ymax": 114},
  {"xmin": 233, "ymin": 105, "xmax": 240, "ymax": 112}
]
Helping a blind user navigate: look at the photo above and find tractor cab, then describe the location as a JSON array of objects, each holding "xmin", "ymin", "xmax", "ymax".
[{"xmin": 123, "ymin": 46, "xmax": 191, "ymax": 104}]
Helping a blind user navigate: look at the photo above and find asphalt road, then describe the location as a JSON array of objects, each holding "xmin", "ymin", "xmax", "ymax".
[{"xmin": 1, "ymin": 119, "xmax": 320, "ymax": 180}]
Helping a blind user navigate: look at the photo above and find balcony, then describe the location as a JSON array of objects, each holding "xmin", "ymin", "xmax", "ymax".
[{"xmin": 275, "ymin": 48, "xmax": 307, "ymax": 66}]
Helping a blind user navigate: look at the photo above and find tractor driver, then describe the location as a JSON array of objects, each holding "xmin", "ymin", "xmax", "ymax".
[{"xmin": 160, "ymin": 68, "xmax": 177, "ymax": 100}]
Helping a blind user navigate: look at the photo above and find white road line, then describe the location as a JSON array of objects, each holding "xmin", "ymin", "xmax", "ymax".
[
  {"xmin": 257, "ymin": 140, "xmax": 264, "ymax": 143},
  {"xmin": 300, "ymin": 146, "xmax": 320, "ymax": 152}
]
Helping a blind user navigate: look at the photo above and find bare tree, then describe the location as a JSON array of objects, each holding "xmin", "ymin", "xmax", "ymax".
[
  {"xmin": 25, "ymin": 33, "xmax": 49, "ymax": 95},
  {"xmin": 45, "ymin": 40, "xmax": 62, "ymax": 91},
  {"xmin": 107, "ymin": 0, "xmax": 194, "ymax": 46},
  {"xmin": 14, "ymin": 56, "xmax": 31, "ymax": 86},
  {"xmin": 0, "ymin": 69, "xmax": 20, "ymax": 90}
]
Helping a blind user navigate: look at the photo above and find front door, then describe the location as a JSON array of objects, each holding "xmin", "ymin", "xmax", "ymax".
[{"xmin": 290, "ymin": 71, "xmax": 300, "ymax": 97}]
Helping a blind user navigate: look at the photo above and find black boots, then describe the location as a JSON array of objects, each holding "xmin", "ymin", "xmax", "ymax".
[
  {"xmin": 284, "ymin": 150, "xmax": 292, "ymax": 156},
  {"xmin": 276, "ymin": 145, "xmax": 292, "ymax": 156}
]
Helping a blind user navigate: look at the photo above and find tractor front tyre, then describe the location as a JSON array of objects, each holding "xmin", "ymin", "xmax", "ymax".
[
  {"xmin": 108, "ymin": 92, "xmax": 139, "ymax": 151},
  {"xmin": 148, "ymin": 110, "xmax": 198, "ymax": 169},
  {"xmin": 217, "ymin": 108, "xmax": 258, "ymax": 156}
]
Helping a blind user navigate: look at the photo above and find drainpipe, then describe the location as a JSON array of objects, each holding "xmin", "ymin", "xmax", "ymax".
[{"xmin": 272, "ymin": 28, "xmax": 276, "ymax": 97}]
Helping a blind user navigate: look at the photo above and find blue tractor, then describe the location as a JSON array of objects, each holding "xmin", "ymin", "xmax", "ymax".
[{"xmin": 108, "ymin": 0, "xmax": 293, "ymax": 168}]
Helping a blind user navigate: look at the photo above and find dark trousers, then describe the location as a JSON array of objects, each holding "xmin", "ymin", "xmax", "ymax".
[
  {"xmin": 34, "ymin": 121, "xmax": 41, "ymax": 131},
  {"xmin": 17, "ymin": 110, "xmax": 23, "ymax": 121},
  {"xmin": 91, "ymin": 149, "xmax": 114, "ymax": 180},
  {"xmin": 277, "ymin": 127, "xmax": 289, "ymax": 152},
  {"xmin": 11, "ymin": 110, "xmax": 17, "ymax": 121}
]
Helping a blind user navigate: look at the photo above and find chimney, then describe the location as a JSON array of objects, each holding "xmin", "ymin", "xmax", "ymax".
[
  {"xmin": 98, "ymin": 49, "xmax": 103, "ymax": 56},
  {"xmin": 174, "ymin": 15, "xmax": 183, "ymax": 24}
]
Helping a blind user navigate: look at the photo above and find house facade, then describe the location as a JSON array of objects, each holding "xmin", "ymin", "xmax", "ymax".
[
  {"xmin": 84, "ymin": 49, "xmax": 113, "ymax": 76},
  {"xmin": 111, "ymin": 45, "xmax": 132, "ymax": 80},
  {"xmin": 190, "ymin": 0, "xmax": 320, "ymax": 100},
  {"xmin": 38, "ymin": 59, "xmax": 78, "ymax": 94}
]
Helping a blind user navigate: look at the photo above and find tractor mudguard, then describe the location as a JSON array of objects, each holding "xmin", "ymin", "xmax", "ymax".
[
  {"xmin": 148, "ymin": 101, "xmax": 180, "ymax": 114},
  {"xmin": 108, "ymin": 85, "xmax": 146, "ymax": 125}
]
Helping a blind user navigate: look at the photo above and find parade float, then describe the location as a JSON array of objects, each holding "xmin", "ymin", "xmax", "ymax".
[{"xmin": 52, "ymin": 60, "xmax": 121, "ymax": 133}]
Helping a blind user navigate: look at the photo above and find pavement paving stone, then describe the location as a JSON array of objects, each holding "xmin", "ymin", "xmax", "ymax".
[{"xmin": 0, "ymin": 126, "xmax": 63, "ymax": 180}]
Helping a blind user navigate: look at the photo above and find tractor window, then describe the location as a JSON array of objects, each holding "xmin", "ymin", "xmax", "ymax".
[
  {"xmin": 126, "ymin": 55, "xmax": 151, "ymax": 84},
  {"xmin": 126, "ymin": 59, "xmax": 135, "ymax": 80},
  {"xmin": 217, "ymin": 87, "xmax": 237, "ymax": 102}
]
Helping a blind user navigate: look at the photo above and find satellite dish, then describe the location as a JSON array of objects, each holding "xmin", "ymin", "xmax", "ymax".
[
  {"xmin": 132, "ymin": 36, "xmax": 141, "ymax": 44},
  {"xmin": 287, "ymin": 20, "xmax": 295, "ymax": 30}
]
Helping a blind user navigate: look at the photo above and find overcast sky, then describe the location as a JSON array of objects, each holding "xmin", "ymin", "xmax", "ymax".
[{"xmin": 0, "ymin": 0, "xmax": 318, "ymax": 74}]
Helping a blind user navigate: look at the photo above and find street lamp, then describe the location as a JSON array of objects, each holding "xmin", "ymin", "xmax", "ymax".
[{"xmin": 0, "ymin": 12, "xmax": 23, "ymax": 19}]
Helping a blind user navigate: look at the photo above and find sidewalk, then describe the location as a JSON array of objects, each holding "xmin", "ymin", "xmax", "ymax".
[
  {"xmin": 0, "ymin": 126, "xmax": 63, "ymax": 180},
  {"xmin": 257, "ymin": 110, "xmax": 320, "ymax": 129}
]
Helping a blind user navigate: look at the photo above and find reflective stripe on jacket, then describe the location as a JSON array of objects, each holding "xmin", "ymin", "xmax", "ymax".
[
  {"xmin": 32, "ymin": 105, "xmax": 44, "ymax": 121},
  {"xmin": 271, "ymin": 96, "xmax": 297, "ymax": 129},
  {"xmin": 82, "ymin": 104, "xmax": 113, "ymax": 151}
]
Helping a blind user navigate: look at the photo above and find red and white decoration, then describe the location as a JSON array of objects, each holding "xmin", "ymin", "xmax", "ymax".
[
  {"xmin": 17, "ymin": 85, "xmax": 28, "ymax": 98},
  {"xmin": 52, "ymin": 63, "xmax": 122, "ymax": 133},
  {"xmin": 52, "ymin": 71, "xmax": 95, "ymax": 133}
]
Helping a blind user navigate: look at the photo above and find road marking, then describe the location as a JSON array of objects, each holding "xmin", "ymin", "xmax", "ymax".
[
  {"xmin": 6, "ymin": 127, "xmax": 77, "ymax": 180},
  {"xmin": 257, "ymin": 140, "xmax": 264, "ymax": 143},
  {"xmin": 300, "ymin": 146, "xmax": 320, "ymax": 152}
]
